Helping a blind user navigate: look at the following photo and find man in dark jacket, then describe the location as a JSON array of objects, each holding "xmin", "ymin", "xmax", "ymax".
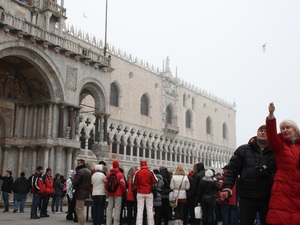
[
  {"xmin": 73, "ymin": 159, "xmax": 91, "ymax": 225},
  {"xmin": 221, "ymin": 125, "xmax": 276, "ymax": 225},
  {"xmin": 30, "ymin": 166, "xmax": 44, "ymax": 219},
  {"xmin": 12, "ymin": 172, "xmax": 29, "ymax": 213},
  {"xmin": 0, "ymin": 170, "xmax": 14, "ymax": 212}
]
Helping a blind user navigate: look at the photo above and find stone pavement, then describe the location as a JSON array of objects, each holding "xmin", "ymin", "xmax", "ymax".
[{"xmin": 0, "ymin": 206, "xmax": 182, "ymax": 225}]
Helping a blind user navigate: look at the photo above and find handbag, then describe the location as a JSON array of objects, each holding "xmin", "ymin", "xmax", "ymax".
[
  {"xmin": 194, "ymin": 203, "xmax": 203, "ymax": 219},
  {"xmin": 169, "ymin": 175, "xmax": 185, "ymax": 208}
]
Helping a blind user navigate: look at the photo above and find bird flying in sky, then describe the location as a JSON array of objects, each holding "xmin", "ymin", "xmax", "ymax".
[{"xmin": 262, "ymin": 43, "xmax": 267, "ymax": 52}]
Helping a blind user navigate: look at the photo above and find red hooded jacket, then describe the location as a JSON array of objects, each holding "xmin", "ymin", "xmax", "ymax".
[
  {"xmin": 133, "ymin": 163, "xmax": 157, "ymax": 194},
  {"xmin": 105, "ymin": 168, "xmax": 126, "ymax": 197}
]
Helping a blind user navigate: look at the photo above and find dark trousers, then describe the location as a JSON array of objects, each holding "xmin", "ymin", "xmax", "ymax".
[
  {"xmin": 30, "ymin": 193, "xmax": 41, "ymax": 217},
  {"xmin": 40, "ymin": 195, "xmax": 50, "ymax": 215},
  {"xmin": 92, "ymin": 195, "xmax": 106, "ymax": 225},
  {"xmin": 127, "ymin": 200, "xmax": 137, "ymax": 225},
  {"xmin": 2, "ymin": 192, "xmax": 9, "ymax": 211},
  {"xmin": 154, "ymin": 206, "xmax": 162, "ymax": 225},
  {"xmin": 175, "ymin": 202, "xmax": 186, "ymax": 221},
  {"xmin": 161, "ymin": 198, "xmax": 171, "ymax": 225},
  {"xmin": 66, "ymin": 195, "xmax": 77, "ymax": 220},
  {"xmin": 239, "ymin": 197, "xmax": 269, "ymax": 225},
  {"xmin": 201, "ymin": 201, "xmax": 216, "ymax": 225}
]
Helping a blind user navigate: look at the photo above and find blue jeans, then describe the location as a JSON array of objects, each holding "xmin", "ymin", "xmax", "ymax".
[
  {"xmin": 30, "ymin": 193, "xmax": 41, "ymax": 217},
  {"xmin": 220, "ymin": 204, "xmax": 235, "ymax": 225},
  {"xmin": 52, "ymin": 195, "xmax": 61, "ymax": 212},
  {"xmin": 13, "ymin": 193, "xmax": 27, "ymax": 212},
  {"xmin": 2, "ymin": 192, "xmax": 9, "ymax": 211},
  {"xmin": 92, "ymin": 195, "xmax": 106, "ymax": 225}
]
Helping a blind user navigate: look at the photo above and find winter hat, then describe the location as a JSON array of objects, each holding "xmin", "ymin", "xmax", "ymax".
[
  {"xmin": 112, "ymin": 160, "xmax": 119, "ymax": 169},
  {"xmin": 95, "ymin": 165, "xmax": 103, "ymax": 171},
  {"xmin": 257, "ymin": 125, "xmax": 266, "ymax": 131},
  {"xmin": 68, "ymin": 169, "xmax": 74, "ymax": 177},
  {"xmin": 140, "ymin": 160, "xmax": 147, "ymax": 168},
  {"xmin": 99, "ymin": 160, "xmax": 106, "ymax": 166},
  {"xmin": 36, "ymin": 166, "xmax": 43, "ymax": 172},
  {"xmin": 205, "ymin": 169, "xmax": 214, "ymax": 178},
  {"xmin": 153, "ymin": 169, "xmax": 160, "ymax": 175},
  {"xmin": 280, "ymin": 120, "xmax": 300, "ymax": 136}
]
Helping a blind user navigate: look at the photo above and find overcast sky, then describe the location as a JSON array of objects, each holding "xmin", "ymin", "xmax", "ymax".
[{"xmin": 64, "ymin": 0, "xmax": 300, "ymax": 147}]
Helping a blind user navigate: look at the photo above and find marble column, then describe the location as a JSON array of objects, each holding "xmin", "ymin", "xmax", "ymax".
[
  {"xmin": 130, "ymin": 144, "xmax": 133, "ymax": 162},
  {"xmin": 116, "ymin": 141, "xmax": 120, "ymax": 160},
  {"xmin": 69, "ymin": 107, "xmax": 74, "ymax": 140},
  {"xmin": 17, "ymin": 146, "xmax": 25, "ymax": 175},
  {"xmin": 13, "ymin": 104, "xmax": 20, "ymax": 137},
  {"xmin": 31, "ymin": 146, "xmax": 37, "ymax": 173},
  {"xmin": 47, "ymin": 103, "xmax": 53, "ymax": 138},
  {"xmin": 2, "ymin": 146, "xmax": 9, "ymax": 172},
  {"xmin": 23, "ymin": 105, "xmax": 29, "ymax": 138},
  {"xmin": 32, "ymin": 105, "xmax": 38, "ymax": 138},
  {"xmin": 49, "ymin": 147, "xmax": 55, "ymax": 169},
  {"xmin": 44, "ymin": 11, "xmax": 52, "ymax": 31},
  {"xmin": 43, "ymin": 146, "xmax": 51, "ymax": 169},
  {"xmin": 40, "ymin": 105, "xmax": 45, "ymax": 137},
  {"xmin": 55, "ymin": 146, "xmax": 62, "ymax": 173},
  {"xmin": 103, "ymin": 115, "xmax": 109, "ymax": 142},
  {"xmin": 58, "ymin": 104, "xmax": 65, "ymax": 138},
  {"xmin": 66, "ymin": 148, "xmax": 73, "ymax": 174}
]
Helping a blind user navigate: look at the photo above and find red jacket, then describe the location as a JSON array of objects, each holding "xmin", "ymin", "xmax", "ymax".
[
  {"xmin": 133, "ymin": 166, "xmax": 157, "ymax": 194},
  {"xmin": 266, "ymin": 118, "xmax": 300, "ymax": 225},
  {"xmin": 127, "ymin": 178, "xmax": 135, "ymax": 201},
  {"xmin": 105, "ymin": 168, "xmax": 126, "ymax": 197},
  {"xmin": 218, "ymin": 179, "xmax": 236, "ymax": 206},
  {"xmin": 43, "ymin": 175, "xmax": 54, "ymax": 196}
]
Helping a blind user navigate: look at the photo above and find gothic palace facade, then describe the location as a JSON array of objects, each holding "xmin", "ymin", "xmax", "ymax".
[{"xmin": 0, "ymin": 0, "xmax": 236, "ymax": 178}]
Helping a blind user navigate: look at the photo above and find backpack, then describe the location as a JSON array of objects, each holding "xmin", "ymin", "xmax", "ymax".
[
  {"xmin": 107, "ymin": 172, "xmax": 119, "ymax": 193},
  {"xmin": 63, "ymin": 181, "xmax": 67, "ymax": 192}
]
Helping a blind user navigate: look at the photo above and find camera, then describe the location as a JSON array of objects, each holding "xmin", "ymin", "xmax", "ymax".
[{"xmin": 255, "ymin": 164, "xmax": 270, "ymax": 177}]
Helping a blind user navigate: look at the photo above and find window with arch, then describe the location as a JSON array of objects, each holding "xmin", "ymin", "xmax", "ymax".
[
  {"xmin": 110, "ymin": 82, "xmax": 119, "ymax": 107},
  {"xmin": 206, "ymin": 117, "xmax": 212, "ymax": 134},
  {"xmin": 140, "ymin": 94, "xmax": 149, "ymax": 116},
  {"xmin": 183, "ymin": 93, "xmax": 187, "ymax": 107},
  {"xmin": 185, "ymin": 110, "xmax": 192, "ymax": 128},
  {"xmin": 166, "ymin": 105, "xmax": 173, "ymax": 124},
  {"xmin": 192, "ymin": 97, "xmax": 196, "ymax": 110},
  {"xmin": 223, "ymin": 123, "xmax": 228, "ymax": 139}
]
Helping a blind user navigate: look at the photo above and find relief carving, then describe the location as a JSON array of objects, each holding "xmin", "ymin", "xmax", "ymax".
[{"xmin": 66, "ymin": 66, "xmax": 77, "ymax": 91}]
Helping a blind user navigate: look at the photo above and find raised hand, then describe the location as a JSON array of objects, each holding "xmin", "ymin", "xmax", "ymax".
[{"xmin": 269, "ymin": 102, "xmax": 275, "ymax": 115}]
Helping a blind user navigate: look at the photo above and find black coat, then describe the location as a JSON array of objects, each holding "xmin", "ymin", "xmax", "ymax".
[
  {"xmin": 0, "ymin": 176, "xmax": 13, "ymax": 193},
  {"xmin": 191, "ymin": 163, "xmax": 205, "ymax": 203},
  {"xmin": 198, "ymin": 177, "xmax": 221, "ymax": 203},
  {"xmin": 13, "ymin": 177, "xmax": 29, "ymax": 194},
  {"xmin": 73, "ymin": 164, "xmax": 91, "ymax": 200},
  {"xmin": 223, "ymin": 136, "xmax": 276, "ymax": 200}
]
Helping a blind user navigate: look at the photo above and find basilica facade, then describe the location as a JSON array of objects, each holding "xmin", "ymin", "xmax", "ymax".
[{"xmin": 0, "ymin": 0, "xmax": 236, "ymax": 178}]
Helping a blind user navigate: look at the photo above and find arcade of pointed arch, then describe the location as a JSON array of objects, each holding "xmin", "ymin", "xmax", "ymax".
[{"xmin": 107, "ymin": 122, "xmax": 232, "ymax": 170}]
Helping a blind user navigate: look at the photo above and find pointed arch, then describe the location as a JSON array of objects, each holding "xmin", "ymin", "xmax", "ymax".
[
  {"xmin": 166, "ymin": 104, "xmax": 173, "ymax": 124},
  {"xmin": 185, "ymin": 109, "xmax": 193, "ymax": 129},
  {"xmin": 222, "ymin": 122, "xmax": 228, "ymax": 139},
  {"xmin": 140, "ymin": 93, "xmax": 150, "ymax": 116},
  {"xmin": 206, "ymin": 116, "xmax": 212, "ymax": 135},
  {"xmin": 110, "ymin": 81, "xmax": 121, "ymax": 107}
]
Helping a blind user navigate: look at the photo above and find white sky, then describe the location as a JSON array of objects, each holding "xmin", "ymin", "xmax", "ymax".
[{"xmin": 64, "ymin": 0, "xmax": 300, "ymax": 147}]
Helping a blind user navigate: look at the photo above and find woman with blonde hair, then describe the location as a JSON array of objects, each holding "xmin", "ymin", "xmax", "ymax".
[
  {"xmin": 266, "ymin": 102, "xmax": 300, "ymax": 225},
  {"xmin": 170, "ymin": 165, "xmax": 190, "ymax": 225}
]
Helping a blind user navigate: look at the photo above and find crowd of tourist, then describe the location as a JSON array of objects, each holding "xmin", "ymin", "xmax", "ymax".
[{"xmin": 1, "ymin": 102, "xmax": 299, "ymax": 225}]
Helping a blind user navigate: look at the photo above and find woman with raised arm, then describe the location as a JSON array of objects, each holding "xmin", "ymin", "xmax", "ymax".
[{"xmin": 266, "ymin": 102, "xmax": 300, "ymax": 225}]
